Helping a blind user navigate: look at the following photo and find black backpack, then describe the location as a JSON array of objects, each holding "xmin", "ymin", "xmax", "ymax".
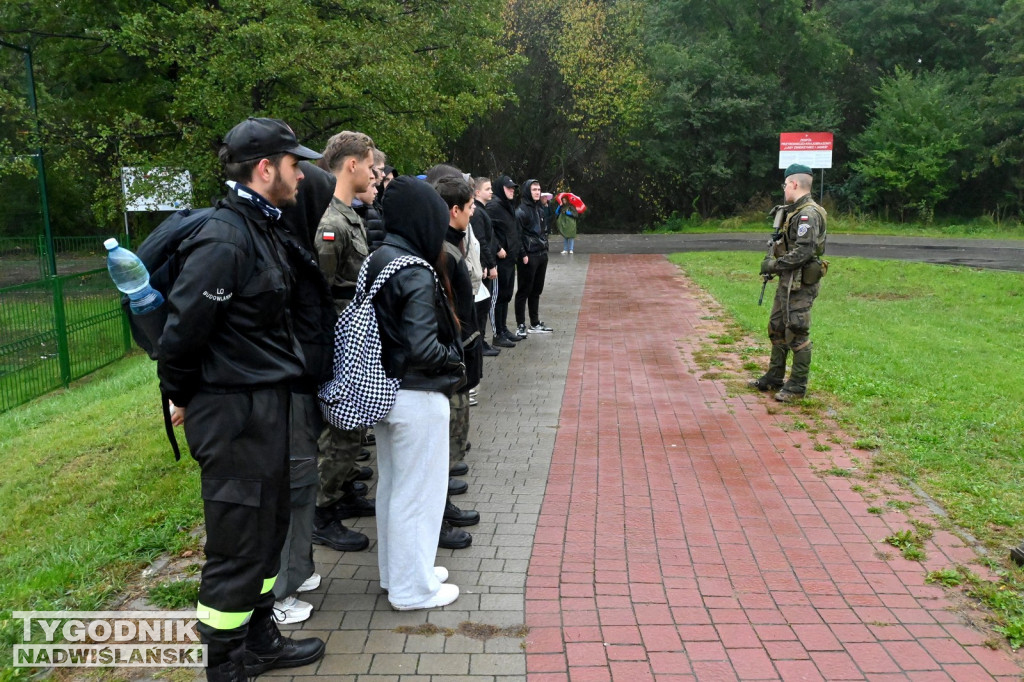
[{"xmin": 121, "ymin": 203, "xmax": 250, "ymax": 458}]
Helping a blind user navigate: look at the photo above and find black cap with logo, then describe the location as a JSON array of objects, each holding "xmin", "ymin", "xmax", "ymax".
[{"xmin": 223, "ymin": 117, "xmax": 323, "ymax": 163}]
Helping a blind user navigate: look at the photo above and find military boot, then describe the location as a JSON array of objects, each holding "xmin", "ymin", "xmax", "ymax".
[
  {"xmin": 243, "ymin": 614, "xmax": 325, "ymax": 677},
  {"xmin": 205, "ymin": 647, "xmax": 246, "ymax": 682},
  {"xmin": 749, "ymin": 345, "xmax": 788, "ymax": 391},
  {"xmin": 775, "ymin": 347, "xmax": 811, "ymax": 402}
]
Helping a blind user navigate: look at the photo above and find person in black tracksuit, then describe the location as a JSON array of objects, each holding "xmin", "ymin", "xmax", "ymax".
[
  {"xmin": 485, "ymin": 175, "xmax": 521, "ymax": 346},
  {"xmin": 470, "ymin": 177, "xmax": 499, "ymax": 353},
  {"xmin": 513, "ymin": 178, "xmax": 552, "ymax": 335},
  {"xmin": 158, "ymin": 118, "xmax": 325, "ymax": 681}
]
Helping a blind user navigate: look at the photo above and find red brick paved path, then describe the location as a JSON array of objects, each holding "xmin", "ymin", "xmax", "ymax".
[{"xmin": 525, "ymin": 255, "xmax": 1024, "ymax": 681}]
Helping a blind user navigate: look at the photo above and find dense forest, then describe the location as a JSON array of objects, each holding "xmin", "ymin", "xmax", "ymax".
[{"xmin": 1, "ymin": 0, "xmax": 1022, "ymax": 235}]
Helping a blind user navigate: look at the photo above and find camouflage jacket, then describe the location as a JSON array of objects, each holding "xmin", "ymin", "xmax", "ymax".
[
  {"xmin": 315, "ymin": 196, "xmax": 368, "ymax": 309},
  {"xmin": 773, "ymin": 193, "xmax": 827, "ymax": 270}
]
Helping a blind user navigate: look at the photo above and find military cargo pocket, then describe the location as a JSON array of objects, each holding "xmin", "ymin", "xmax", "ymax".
[
  {"xmin": 802, "ymin": 261, "xmax": 823, "ymax": 285},
  {"xmin": 201, "ymin": 478, "xmax": 262, "ymax": 558}
]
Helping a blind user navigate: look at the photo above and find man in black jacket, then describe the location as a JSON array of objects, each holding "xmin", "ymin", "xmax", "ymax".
[
  {"xmin": 485, "ymin": 175, "xmax": 523, "ymax": 346},
  {"xmin": 514, "ymin": 178, "xmax": 553, "ymax": 336},
  {"xmin": 471, "ymin": 177, "xmax": 500, "ymax": 355},
  {"xmin": 159, "ymin": 118, "xmax": 326, "ymax": 681}
]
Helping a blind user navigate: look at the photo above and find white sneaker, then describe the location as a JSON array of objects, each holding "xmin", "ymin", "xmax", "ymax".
[
  {"xmin": 382, "ymin": 566, "xmax": 449, "ymax": 592},
  {"xmin": 527, "ymin": 322, "xmax": 553, "ymax": 334},
  {"xmin": 568, "ymin": 250, "xmax": 574, "ymax": 254},
  {"xmin": 390, "ymin": 583, "xmax": 459, "ymax": 611},
  {"xmin": 560, "ymin": 250, "xmax": 568, "ymax": 254},
  {"xmin": 273, "ymin": 596, "xmax": 313, "ymax": 624},
  {"xmin": 296, "ymin": 573, "xmax": 321, "ymax": 593}
]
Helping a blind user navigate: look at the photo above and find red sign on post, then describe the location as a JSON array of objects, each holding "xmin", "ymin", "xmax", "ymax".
[{"xmin": 778, "ymin": 132, "xmax": 833, "ymax": 169}]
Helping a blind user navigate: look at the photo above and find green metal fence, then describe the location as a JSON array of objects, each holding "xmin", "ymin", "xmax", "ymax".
[{"xmin": 0, "ymin": 267, "xmax": 130, "ymax": 412}]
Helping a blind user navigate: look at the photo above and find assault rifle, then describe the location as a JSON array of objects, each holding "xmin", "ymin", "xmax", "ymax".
[{"xmin": 758, "ymin": 205, "xmax": 786, "ymax": 306}]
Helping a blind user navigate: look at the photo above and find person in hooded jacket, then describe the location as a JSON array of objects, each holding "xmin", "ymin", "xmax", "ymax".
[
  {"xmin": 514, "ymin": 179, "xmax": 553, "ymax": 336},
  {"xmin": 365, "ymin": 175, "xmax": 466, "ymax": 610},
  {"xmin": 271, "ymin": 161, "xmax": 338, "ymax": 624},
  {"xmin": 485, "ymin": 175, "xmax": 522, "ymax": 347}
]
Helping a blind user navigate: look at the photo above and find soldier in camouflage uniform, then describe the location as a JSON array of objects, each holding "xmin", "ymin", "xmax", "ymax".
[
  {"xmin": 749, "ymin": 163, "xmax": 827, "ymax": 402},
  {"xmin": 312, "ymin": 131, "xmax": 379, "ymax": 552}
]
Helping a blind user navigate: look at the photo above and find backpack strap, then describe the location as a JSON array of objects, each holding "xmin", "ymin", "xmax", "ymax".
[
  {"xmin": 162, "ymin": 205, "xmax": 258, "ymax": 462},
  {"xmin": 357, "ymin": 254, "xmax": 439, "ymax": 303}
]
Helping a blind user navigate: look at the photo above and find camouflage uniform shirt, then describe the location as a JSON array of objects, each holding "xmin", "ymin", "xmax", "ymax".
[{"xmin": 315, "ymin": 196, "xmax": 369, "ymax": 313}]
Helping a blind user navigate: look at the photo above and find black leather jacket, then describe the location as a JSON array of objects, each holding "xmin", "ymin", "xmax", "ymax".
[
  {"xmin": 158, "ymin": 188, "xmax": 304, "ymax": 407},
  {"xmin": 365, "ymin": 177, "xmax": 464, "ymax": 396}
]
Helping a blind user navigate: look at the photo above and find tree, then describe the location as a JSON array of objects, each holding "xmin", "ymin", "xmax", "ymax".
[
  {"xmin": 979, "ymin": 0, "xmax": 1024, "ymax": 217},
  {"xmin": 850, "ymin": 67, "xmax": 980, "ymax": 222},
  {"xmin": 639, "ymin": 0, "xmax": 845, "ymax": 219},
  {"xmin": 0, "ymin": 0, "xmax": 516, "ymax": 235}
]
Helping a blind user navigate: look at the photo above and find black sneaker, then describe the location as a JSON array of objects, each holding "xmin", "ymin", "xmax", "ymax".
[
  {"xmin": 493, "ymin": 333, "xmax": 515, "ymax": 347},
  {"xmin": 482, "ymin": 346, "xmax": 500, "ymax": 356},
  {"xmin": 439, "ymin": 520, "xmax": 473, "ymax": 549}
]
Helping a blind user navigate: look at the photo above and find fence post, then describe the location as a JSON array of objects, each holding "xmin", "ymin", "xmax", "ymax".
[{"xmin": 51, "ymin": 276, "xmax": 72, "ymax": 386}]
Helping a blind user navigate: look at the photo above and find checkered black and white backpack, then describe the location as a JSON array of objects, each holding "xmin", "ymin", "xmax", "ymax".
[{"xmin": 319, "ymin": 255, "xmax": 438, "ymax": 430}]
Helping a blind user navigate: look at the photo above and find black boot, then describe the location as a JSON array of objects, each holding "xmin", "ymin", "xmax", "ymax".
[
  {"xmin": 312, "ymin": 507, "xmax": 369, "ymax": 551},
  {"xmin": 749, "ymin": 344, "xmax": 787, "ymax": 391},
  {"xmin": 776, "ymin": 346, "xmax": 811, "ymax": 402},
  {"xmin": 205, "ymin": 647, "xmax": 246, "ymax": 682},
  {"xmin": 439, "ymin": 520, "xmax": 473, "ymax": 549},
  {"xmin": 450, "ymin": 461, "xmax": 469, "ymax": 476},
  {"xmin": 444, "ymin": 497, "xmax": 479, "ymax": 527},
  {"xmin": 243, "ymin": 615, "xmax": 325, "ymax": 677},
  {"xmin": 330, "ymin": 483, "xmax": 377, "ymax": 518},
  {"xmin": 448, "ymin": 478, "xmax": 468, "ymax": 496}
]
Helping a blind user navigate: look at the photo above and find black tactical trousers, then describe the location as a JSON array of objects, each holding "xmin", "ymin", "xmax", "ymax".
[
  {"xmin": 184, "ymin": 386, "xmax": 291, "ymax": 663},
  {"xmin": 515, "ymin": 250, "xmax": 548, "ymax": 327},
  {"xmin": 493, "ymin": 258, "xmax": 516, "ymax": 335}
]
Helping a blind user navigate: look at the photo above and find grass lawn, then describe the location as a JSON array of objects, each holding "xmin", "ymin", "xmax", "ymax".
[
  {"xmin": 671, "ymin": 251, "xmax": 1024, "ymax": 643},
  {"xmin": 0, "ymin": 354, "xmax": 201, "ymax": 675},
  {"xmin": 670, "ymin": 252, "xmax": 1024, "ymax": 544},
  {"xmin": 651, "ymin": 213, "xmax": 1024, "ymax": 239}
]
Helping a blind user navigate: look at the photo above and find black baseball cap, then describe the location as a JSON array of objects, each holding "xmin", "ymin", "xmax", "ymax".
[{"xmin": 223, "ymin": 117, "xmax": 322, "ymax": 163}]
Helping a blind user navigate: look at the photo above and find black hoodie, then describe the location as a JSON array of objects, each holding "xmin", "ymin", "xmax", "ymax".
[
  {"xmin": 485, "ymin": 175, "xmax": 520, "ymax": 260},
  {"xmin": 278, "ymin": 161, "xmax": 339, "ymax": 390},
  {"xmin": 365, "ymin": 176, "xmax": 465, "ymax": 396},
  {"xmin": 516, "ymin": 178, "xmax": 548, "ymax": 255}
]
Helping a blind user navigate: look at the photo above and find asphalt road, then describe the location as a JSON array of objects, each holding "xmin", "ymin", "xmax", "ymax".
[{"xmin": 570, "ymin": 233, "xmax": 1024, "ymax": 272}]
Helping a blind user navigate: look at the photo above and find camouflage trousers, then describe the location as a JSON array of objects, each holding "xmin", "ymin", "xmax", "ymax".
[
  {"xmin": 768, "ymin": 276, "xmax": 820, "ymax": 350},
  {"xmin": 316, "ymin": 423, "xmax": 365, "ymax": 507},
  {"xmin": 449, "ymin": 392, "xmax": 470, "ymax": 464}
]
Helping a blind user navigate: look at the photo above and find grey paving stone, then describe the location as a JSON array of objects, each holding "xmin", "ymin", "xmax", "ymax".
[
  {"xmin": 367, "ymin": 653, "xmax": 419, "ymax": 675},
  {"xmin": 417, "ymin": 652, "xmax": 470, "ymax": 675},
  {"xmin": 470, "ymin": 654, "xmax": 527, "ymax": 676},
  {"xmin": 289, "ymin": 258, "xmax": 589, "ymax": 681}
]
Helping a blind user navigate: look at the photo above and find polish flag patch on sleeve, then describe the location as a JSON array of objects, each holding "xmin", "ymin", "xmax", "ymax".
[{"xmin": 322, "ymin": 232, "xmax": 336, "ymax": 241}]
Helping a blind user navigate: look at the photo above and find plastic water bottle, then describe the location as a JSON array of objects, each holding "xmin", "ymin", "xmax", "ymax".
[{"xmin": 104, "ymin": 238, "xmax": 164, "ymax": 315}]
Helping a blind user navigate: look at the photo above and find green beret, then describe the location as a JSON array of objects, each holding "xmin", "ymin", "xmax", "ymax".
[{"xmin": 784, "ymin": 163, "xmax": 813, "ymax": 178}]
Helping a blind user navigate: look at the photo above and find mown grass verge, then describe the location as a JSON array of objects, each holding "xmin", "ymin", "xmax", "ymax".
[
  {"xmin": 670, "ymin": 251, "xmax": 1024, "ymax": 643},
  {"xmin": 651, "ymin": 213, "xmax": 1024, "ymax": 239},
  {"xmin": 0, "ymin": 354, "xmax": 201, "ymax": 678}
]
